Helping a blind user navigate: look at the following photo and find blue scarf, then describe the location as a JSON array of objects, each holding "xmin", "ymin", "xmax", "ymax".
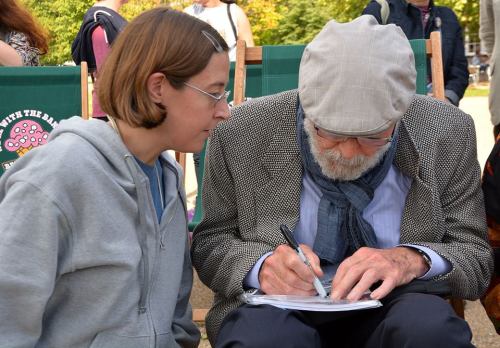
[{"xmin": 296, "ymin": 102, "xmax": 399, "ymax": 264}]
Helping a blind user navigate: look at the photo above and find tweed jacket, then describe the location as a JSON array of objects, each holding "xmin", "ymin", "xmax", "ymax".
[
  {"xmin": 480, "ymin": 0, "xmax": 500, "ymax": 126},
  {"xmin": 191, "ymin": 90, "xmax": 493, "ymax": 343}
]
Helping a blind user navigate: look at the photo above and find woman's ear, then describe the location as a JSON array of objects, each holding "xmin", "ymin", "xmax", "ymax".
[{"xmin": 147, "ymin": 72, "xmax": 165, "ymax": 103}]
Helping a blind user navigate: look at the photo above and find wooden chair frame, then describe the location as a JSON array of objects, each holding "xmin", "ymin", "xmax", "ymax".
[
  {"xmin": 233, "ymin": 31, "xmax": 445, "ymax": 105},
  {"xmin": 426, "ymin": 31, "xmax": 445, "ymax": 101},
  {"xmin": 80, "ymin": 61, "xmax": 89, "ymax": 120}
]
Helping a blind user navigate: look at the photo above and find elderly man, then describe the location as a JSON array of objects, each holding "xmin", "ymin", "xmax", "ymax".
[{"xmin": 192, "ymin": 16, "xmax": 493, "ymax": 347}]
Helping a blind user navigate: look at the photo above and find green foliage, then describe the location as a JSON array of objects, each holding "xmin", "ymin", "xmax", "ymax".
[
  {"xmin": 120, "ymin": 0, "xmax": 160, "ymax": 20},
  {"xmin": 22, "ymin": 0, "xmax": 92, "ymax": 65},
  {"xmin": 21, "ymin": 0, "xmax": 159, "ymax": 65},
  {"xmin": 244, "ymin": 0, "xmax": 363, "ymax": 45},
  {"xmin": 251, "ymin": 0, "xmax": 479, "ymax": 46},
  {"xmin": 435, "ymin": 0, "xmax": 480, "ymax": 42},
  {"xmin": 19, "ymin": 0, "xmax": 480, "ymax": 64}
]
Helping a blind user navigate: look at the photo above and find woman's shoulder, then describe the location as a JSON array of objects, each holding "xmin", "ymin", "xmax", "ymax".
[
  {"xmin": 231, "ymin": 3, "xmax": 246, "ymax": 17},
  {"xmin": 5, "ymin": 31, "xmax": 40, "ymax": 66},
  {"xmin": 184, "ymin": 4, "xmax": 196, "ymax": 15}
]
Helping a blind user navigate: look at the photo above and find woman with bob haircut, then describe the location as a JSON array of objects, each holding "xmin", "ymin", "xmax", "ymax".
[{"xmin": 0, "ymin": 7, "xmax": 229, "ymax": 347}]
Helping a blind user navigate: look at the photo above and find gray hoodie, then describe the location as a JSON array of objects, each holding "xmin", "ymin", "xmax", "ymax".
[{"xmin": 0, "ymin": 117, "xmax": 200, "ymax": 347}]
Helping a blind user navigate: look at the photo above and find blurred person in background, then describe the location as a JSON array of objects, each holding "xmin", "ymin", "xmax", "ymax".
[
  {"xmin": 482, "ymin": 127, "xmax": 500, "ymax": 335},
  {"xmin": 480, "ymin": 0, "xmax": 500, "ymax": 138},
  {"xmin": 185, "ymin": 0, "xmax": 254, "ymax": 196},
  {"xmin": 0, "ymin": 0, "xmax": 48, "ymax": 66},
  {"xmin": 185, "ymin": 0, "xmax": 254, "ymax": 62},
  {"xmin": 72, "ymin": 0, "xmax": 128, "ymax": 121},
  {"xmin": 363, "ymin": 0, "xmax": 469, "ymax": 107}
]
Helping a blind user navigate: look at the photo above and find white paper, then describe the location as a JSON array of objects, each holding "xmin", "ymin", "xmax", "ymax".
[{"xmin": 239, "ymin": 291, "xmax": 382, "ymax": 312}]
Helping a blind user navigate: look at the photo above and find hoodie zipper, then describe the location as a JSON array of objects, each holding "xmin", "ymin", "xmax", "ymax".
[{"xmin": 125, "ymin": 155, "xmax": 186, "ymax": 319}]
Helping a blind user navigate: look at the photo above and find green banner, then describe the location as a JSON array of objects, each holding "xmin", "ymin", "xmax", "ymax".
[{"xmin": 0, "ymin": 66, "xmax": 83, "ymax": 175}]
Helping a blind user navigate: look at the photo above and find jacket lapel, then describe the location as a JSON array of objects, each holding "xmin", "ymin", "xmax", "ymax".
[
  {"xmin": 253, "ymin": 96, "xmax": 302, "ymax": 241},
  {"xmin": 395, "ymin": 120, "xmax": 436, "ymax": 243}
]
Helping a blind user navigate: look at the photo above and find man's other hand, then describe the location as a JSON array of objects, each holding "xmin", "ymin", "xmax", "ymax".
[{"xmin": 330, "ymin": 247, "xmax": 429, "ymax": 301}]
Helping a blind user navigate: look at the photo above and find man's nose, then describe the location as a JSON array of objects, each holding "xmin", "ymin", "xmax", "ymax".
[{"xmin": 336, "ymin": 139, "xmax": 360, "ymax": 160}]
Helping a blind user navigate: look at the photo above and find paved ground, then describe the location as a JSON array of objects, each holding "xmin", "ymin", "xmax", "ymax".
[{"xmin": 187, "ymin": 95, "xmax": 500, "ymax": 347}]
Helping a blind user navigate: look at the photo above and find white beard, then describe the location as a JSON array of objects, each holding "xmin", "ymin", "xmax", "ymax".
[{"xmin": 303, "ymin": 119, "xmax": 390, "ymax": 181}]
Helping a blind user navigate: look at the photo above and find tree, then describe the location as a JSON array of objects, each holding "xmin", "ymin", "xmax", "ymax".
[
  {"xmin": 263, "ymin": 0, "xmax": 479, "ymax": 46},
  {"xmin": 436, "ymin": 0, "xmax": 480, "ymax": 42},
  {"xmin": 21, "ymin": 0, "xmax": 158, "ymax": 65},
  {"xmin": 21, "ymin": 0, "xmax": 480, "ymax": 64}
]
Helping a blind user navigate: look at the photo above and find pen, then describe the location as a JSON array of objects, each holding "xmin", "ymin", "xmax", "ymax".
[{"xmin": 279, "ymin": 224, "xmax": 328, "ymax": 298}]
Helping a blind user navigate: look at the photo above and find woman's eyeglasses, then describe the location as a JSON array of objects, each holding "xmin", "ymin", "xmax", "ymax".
[{"xmin": 184, "ymin": 82, "xmax": 230, "ymax": 105}]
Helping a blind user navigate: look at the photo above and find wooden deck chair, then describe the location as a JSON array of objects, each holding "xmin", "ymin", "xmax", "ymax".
[
  {"xmin": 233, "ymin": 31, "xmax": 444, "ymax": 104},
  {"xmin": 412, "ymin": 31, "xmax": 465, "ymax": 318},
  {"xmin": 409, "ymin": 31, "xmax": 445, "ymax": 101},
  {"xmin": 233, "ymin": 40, "xmax": 305, "ymax": 105},
  {"xmin": 0, "ymin": 62, "xmax": 89, "ymax": 176}
]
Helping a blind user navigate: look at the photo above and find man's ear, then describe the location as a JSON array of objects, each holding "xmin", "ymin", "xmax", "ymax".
[{"xmin": 147, "ymin": 72, "xmax": 165, "ymax": 103}]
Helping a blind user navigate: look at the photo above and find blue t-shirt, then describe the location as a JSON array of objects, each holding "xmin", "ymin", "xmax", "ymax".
[{"xmin": 135, "ymin": 158, "xmax": 164, "ymax": 223}]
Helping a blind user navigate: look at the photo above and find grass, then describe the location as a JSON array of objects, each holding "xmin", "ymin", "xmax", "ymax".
[{"xmin": 465, "ymin": 83, "xmax": 490, "ymax": 97}]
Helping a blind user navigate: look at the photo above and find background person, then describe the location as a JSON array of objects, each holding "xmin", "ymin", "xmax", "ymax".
[
  {"xmin": 184, "ymin": 0, "xmax": 254, "ymax": 62},
  {"xmin": 72, "ymin": 0, "xmax": 128, "ymax": 121},
  {"xmin": 191, "ymin": 16, "xmax": 492, "ymax": 347},
  {"xmin": 184, "ymin": 0, "xmax": 254, "ymax": 203},
  {"xmin": 482, "ymin": 134, "xmax": 500, "ymax": 335},
  {"xmin": 0, "ymin": 8, "xmax": 230, "ymax": 347},
  {"xmin": 363, "ymin": 0, "xmax": 469, "ymax": 106},
  {"xmin": 480, "ymin": 0, "xmax": 500, "ymax": 138},
  {"xmin": 0, "ymin": 0, "xmax": 48, "ymax": 66}
]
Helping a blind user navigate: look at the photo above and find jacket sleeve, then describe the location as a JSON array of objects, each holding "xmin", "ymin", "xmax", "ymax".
[
  {"xmin": 171, "ymin": 238, "xmax": 201, "ymax": 348},
  {"xmin": 480, "ymin": 0, "xmax": 495, "ymax": 55},
  {"xmin": 191, "ymin": 133, "xmax": 275, "ymax": 299},
  {"xmin": 427, "ymin": 113, "xmax": 493, "ymax": 299},
  {"xmin": 0, "ymin": 181, "xmax": 69, "ymax": 347},
  {"xmin": 441, "ymin": 9, "xmax": 469, "ymax": 105},
  {"xmin": 362, "ymin": 1, "xmax": 384, "ymax": 23}
]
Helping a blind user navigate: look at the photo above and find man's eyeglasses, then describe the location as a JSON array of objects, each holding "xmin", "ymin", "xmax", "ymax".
[
  {"xmin": 183, "ymin": 82, "xmax": 230, "ymax": 105},
  {"xmin": 314, "ymin": 125, "xmax": 393, "ymax": 147}
]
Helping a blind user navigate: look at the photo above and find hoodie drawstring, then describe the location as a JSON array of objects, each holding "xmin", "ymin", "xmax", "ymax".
[{"xmin": 124, "ymin": 155, "xmax": 149, "ymax": 314}]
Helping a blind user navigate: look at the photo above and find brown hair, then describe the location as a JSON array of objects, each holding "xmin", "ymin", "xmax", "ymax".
[
  {"xmin": 0, "ymin": 0, "xmax": 49, "ymax": 54},
  {"xmin": 97, "ymin": 7, "xmax": 229, "ymax": 129}
]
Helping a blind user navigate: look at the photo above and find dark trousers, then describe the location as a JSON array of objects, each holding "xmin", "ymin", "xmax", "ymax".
[{"xmin": 215, "ymin": 293, "xmax": 473, "ymax": 348}]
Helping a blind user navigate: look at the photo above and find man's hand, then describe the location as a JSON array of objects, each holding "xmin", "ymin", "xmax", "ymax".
[
  {"xmin": 330, "ymin": 247, "xmax": 429, "ymax": 301},
  {"xmin": 259, "ymin": 244, "xmax": 324, "ymax": 295}
]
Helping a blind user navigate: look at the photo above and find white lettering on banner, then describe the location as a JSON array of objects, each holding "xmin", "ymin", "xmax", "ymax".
[
  {"xmin": 2, "ymin": 161, "xmax": 14, "ymax": 170},
  {"xmin": 0, "ymin": 110, "xmax": 58, "ymax": 129},
  {"xmin": 0, "ymin": 111, "xmax": 23, "ymax": 128}
]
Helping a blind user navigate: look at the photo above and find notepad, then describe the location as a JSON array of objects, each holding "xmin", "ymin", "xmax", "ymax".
[{"xmin": 239, "ymin": 290, "xmax": 382, "ymax": 312}]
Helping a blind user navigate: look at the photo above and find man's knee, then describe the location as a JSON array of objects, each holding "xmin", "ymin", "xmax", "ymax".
[
  {"xmin": 375, "ymin": 293, "xmax": 473, "ymax": 348},
  {"xmin": 215, "ymin": 304, "xmax": 321, "ymax": 348}
]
